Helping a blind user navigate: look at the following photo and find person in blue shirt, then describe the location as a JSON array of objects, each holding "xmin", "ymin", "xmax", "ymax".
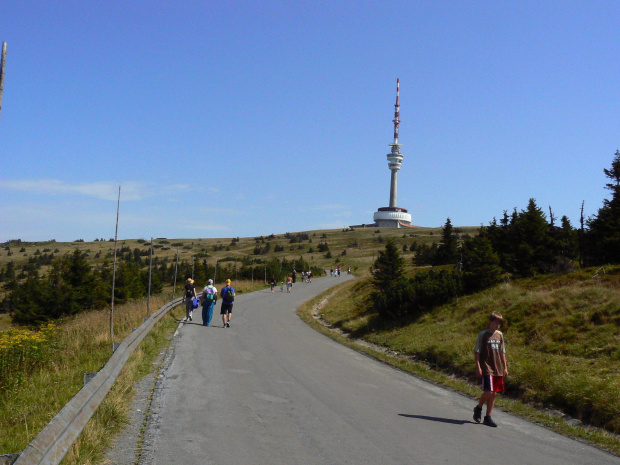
[{"xmin": 220, "ymin": 279, "xmax": 236, "ymax": 328}]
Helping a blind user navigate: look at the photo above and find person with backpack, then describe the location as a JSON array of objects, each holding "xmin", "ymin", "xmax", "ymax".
[
  {"xmin": 200, "ymin": 279, "xmax": 218, "ymax": 326},
  {"xmin": 183, "ymin": 278, "xmax": 197, "ymax": 322},
  {"xmin": 220, "ymin": 279, "xmax": 236, "ymax": 328}
]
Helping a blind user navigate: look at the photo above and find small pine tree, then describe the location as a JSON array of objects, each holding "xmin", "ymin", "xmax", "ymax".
[
  {"xmin": 371, "ymin": 240, "xmax": 405, "ymax": 291},
  {"xmin": 434, "ymin": 218, "xmax": 459, "ymax": 265},
  {"xmin": 461, "ymin": 231, "xmax": 502, "ymax": 292},
  {"xmin": 586, "ymin": 150, "xmax": 620, "ymax": 264}
]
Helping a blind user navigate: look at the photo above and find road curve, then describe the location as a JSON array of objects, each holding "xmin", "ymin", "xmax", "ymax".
[{"xmin": 139, "ymin": 275, "xmax": 619, "ymax": 465}]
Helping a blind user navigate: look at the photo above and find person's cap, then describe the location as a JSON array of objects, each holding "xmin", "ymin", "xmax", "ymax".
[
  {"xmin": 208, "ymin": 279, "xmax": 213, "ymax": 284},
  {"xmin": 226, "ymin": 279, "xmax": 231, "ymax": 285},
  {"xmin": 186, "ymin": 278, "xmax": 194, "ymax": 284}
]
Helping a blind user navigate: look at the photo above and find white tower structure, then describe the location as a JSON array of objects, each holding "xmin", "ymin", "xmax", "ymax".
[{"xmin": 373, "ymin": 79, "xmax": 413, "ymax": 227}]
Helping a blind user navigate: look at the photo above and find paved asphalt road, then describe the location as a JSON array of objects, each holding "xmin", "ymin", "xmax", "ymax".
[{"xmin": 139, "ymin": 275, "xmax": 619, "ymax": 465}]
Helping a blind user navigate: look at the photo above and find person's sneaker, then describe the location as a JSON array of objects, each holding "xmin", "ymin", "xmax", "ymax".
[
  {"xmin": 483, "ymin": 416, "xmax": 497, "ymax": 427},
  {"xmin": 473, "ymin": 406, "xmax": 482, "ymax": 423},
  {"xmin": 226, "ymin": 322, "xmax": 230, "ymax": 327}
]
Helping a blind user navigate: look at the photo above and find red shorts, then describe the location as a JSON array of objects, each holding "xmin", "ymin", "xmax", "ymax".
[{"xmin": 482, "ymin": 375, "xmax": 505, "ymax": 393}]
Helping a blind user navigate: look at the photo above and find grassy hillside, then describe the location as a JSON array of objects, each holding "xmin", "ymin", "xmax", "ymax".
[
  {"xmin": 299, "ymin": 265, "xmax": 620, "ymax": 453},
  {"xmin": 0, "ymin": 226, "xmax": 477, "ymax": 305},
  {"xmin": 1, "ymin": 226, "xmax": 471, "ymax": 271}
]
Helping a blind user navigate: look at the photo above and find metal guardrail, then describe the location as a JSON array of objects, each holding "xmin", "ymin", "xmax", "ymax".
[{"xmin": 9, "ymin": 296, "xmax": 185, "ymax": 465}]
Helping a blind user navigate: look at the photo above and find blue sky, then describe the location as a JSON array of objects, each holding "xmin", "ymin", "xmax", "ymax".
[{"xmin": 1, "ymin": 1, "xmax": 619, "ymax": 242}]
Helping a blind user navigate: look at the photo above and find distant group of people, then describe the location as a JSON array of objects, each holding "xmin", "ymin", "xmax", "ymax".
[
  {"xmin": 330, "ymin": 265, "xmax": 342, "ymax": 277},
  {"xmin": 270, "ymin": 270, "xmax": 314, "ymax": 293},
  {"xmin": 183, "ymin": 278, "xmax": 236, "ymax": 328},
  {"xmin": 328, "ymin": 265, "xmax": 352, "ymax": 276}
]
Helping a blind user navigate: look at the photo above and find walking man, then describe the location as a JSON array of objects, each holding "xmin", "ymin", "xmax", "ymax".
[{"xmin": 220, "ymin": 279, "xmax": 236, "ymax": 328}]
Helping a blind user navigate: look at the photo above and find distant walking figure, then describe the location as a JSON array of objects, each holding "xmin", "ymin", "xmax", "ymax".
[
  {"xmin": 286, "ymin": 275, "xmax": 293, "ymax": 293},
  {"xmin": 200, "ymin": 279, "xmax": 217, "ymax": 326},
  {"xmin": 183, "ymin": 278, "xmax": 197, "ymax": 322},
  {"xmin": 220, "ymin": 279, "xmax": 236, "ymax": 328},
  {"xmin": 270, "ymin": 276, "xmax": 277, "ymax": 293}
]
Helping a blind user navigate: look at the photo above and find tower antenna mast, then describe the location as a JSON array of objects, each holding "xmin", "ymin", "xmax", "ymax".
[
  {"xmin": 393, "ymin": 78, "xmax": 400, "ymax": 144},
  {"xmin": 0, "ymin": 42, "xmax": 6, "ymax": 121}
]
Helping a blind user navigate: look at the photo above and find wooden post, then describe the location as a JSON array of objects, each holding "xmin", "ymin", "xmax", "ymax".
[
  {"xmin": 172, "ymin": 248, "xmax": 179, "ymax": 300},
  {"xmin": 0, "ymin": 42, "xmax": 7, "ymax": 121},
  {"xmin": 579, "ymin": 200, "xmax": 585, "ymax": 268},
  {"xmin": 147, "ymin": 237, "xmax": 153, "ymax": 316},
  {"xmin": 110, "ymin": 186, "xmax": 121, "ymax": 351}
]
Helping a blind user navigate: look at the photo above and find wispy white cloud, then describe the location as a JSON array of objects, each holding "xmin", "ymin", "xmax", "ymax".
[
  {"xmin": 332, "ymin": 211, "xmax": 352, "ymax": 218},
  {"xmin": 299, "ymin": 204, "xmax": 348, "ymax": 213},
  {"xmin": 199, "ymin": 206, "xmax": 236, "ymax": 214},
  {"xmin": 186, "ymin": 222, "xmax": 231, "ymax": 232},
  {"xmin": 0, "ymin": 179, "xmax": 192, "ymax": 201}
]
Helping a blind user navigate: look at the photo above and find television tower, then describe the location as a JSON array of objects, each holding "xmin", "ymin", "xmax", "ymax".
[
  {"xmin": 388, "ymin": 78, "xmax": 403, "ymax": 207},
  {"xmin": 372, "ymin": 78, "xmax": 412, "ymax": 228}
]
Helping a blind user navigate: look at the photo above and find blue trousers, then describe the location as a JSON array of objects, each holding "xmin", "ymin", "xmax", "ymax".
[{"xmin": 202, "ymin": 302, "xmax": 214, "ymax": 326}]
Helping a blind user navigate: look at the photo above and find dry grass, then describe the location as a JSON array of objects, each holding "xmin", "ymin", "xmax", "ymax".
[{"xmin": 0, "ymin": 295, "xmax": 183, "ymax": 461}]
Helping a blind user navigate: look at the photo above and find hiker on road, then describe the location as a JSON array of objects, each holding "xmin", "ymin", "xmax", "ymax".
[
  {"xmin": 200, "ymin": 279, "xmax": 217, "ymax": 326},
  {"xmin": 473, "ymin": 311, "xmax": 508, "ymax": 428},
  {"xmin": 183, "ymin": 278, "xmax": 197, "ymax": 322},
  {"xmin": 220, "ymin": 279, "xmax": 236, "ymax": 328}
]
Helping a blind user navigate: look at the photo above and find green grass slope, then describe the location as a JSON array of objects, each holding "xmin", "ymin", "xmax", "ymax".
[{"xmin": 308, "ymin": 265, "xmax": 620, "ymax": 452}]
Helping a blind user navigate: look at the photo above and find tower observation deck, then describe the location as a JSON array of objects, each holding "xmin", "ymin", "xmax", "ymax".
[{"xmin": 373, "ymin": 79, "xmax": 413, "ymax": 228}]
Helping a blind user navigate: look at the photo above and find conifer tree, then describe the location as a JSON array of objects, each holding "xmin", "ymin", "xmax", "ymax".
[
  {"xmin": 371, "ymin": 239, "xmax": 405, "ymax": 291},
  {"xmin": 586, "ymin": 150, "xmax": 620, "ymax": 264},
  {"xmin": 461, "ymin": 230, "xmax": 502, "ymax": 292},
  {"xmin": 514, "ymin": 199, "xmax": 553, "ymax": 275},
  {"xmin": 433, "ymin": 218, "xmax": 459, "ymax": 266}
]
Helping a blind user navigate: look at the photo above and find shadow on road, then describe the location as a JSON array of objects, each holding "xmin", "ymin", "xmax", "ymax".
[{"xmin": 398, "ymin": 414, "xmax": 473, "ymax": 425}]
